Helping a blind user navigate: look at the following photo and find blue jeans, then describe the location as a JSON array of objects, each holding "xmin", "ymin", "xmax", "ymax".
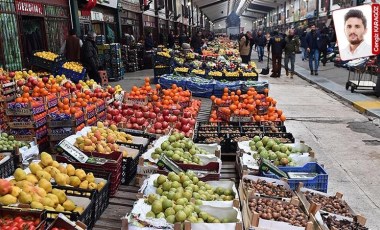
[
  {"xmin": 284, "ymin": 53, "xmax": 295, "ymax": 73},
  {"xmin": 257, "ymin": 46, "xmax": 264, "ymax": 61},
  {"xmin": 309, "ymin": 49, "xmax": 320, "ymax": 71},
  {"xmin": 301, "ymin": 47, "xmax": 307, "ymax": 60}
]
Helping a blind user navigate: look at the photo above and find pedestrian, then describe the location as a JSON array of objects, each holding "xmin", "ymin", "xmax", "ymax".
[
  {"xmin": 300, "ymin": 30, "xmax": 308, "ymax": 61},
  {"xmin": 254, "ymin": 31, "xmax": 266, "ymax": 62},
  {"xmin": 144, "ymin": 32, "xmax": 154, "ymax": 51},
  {"xmin": 81, "ymin": 32, "xmax": 101, "ymax": 83},
  {"xmin": 284, "ymin": 29, "xmax": 300, "ymax": 79},
  {"xmin": 267, "ymin": 31, "xmax": 286, "ymax": 78},
  {"xmin": 190, "ymin": 31, "xmax": 203, "ymax": 54},
  {"xmin": 329, "ymin": 27, "xmax": 337, "ymax": 48},
  {"xmin": 60, "ymin": 29, "xmax": 82, "ymax": 62},
  {"xmin": 168, "ymin": 30, "xmax": 175, "ymax": 48},
  {"xmin": 246, "ymin": 31, "xmax": 255, "ymax": 61},
  {"xmin": 306, "ymin": 24, "xmax": 321, "ymax": 75},
  {"xmin": 318, "ymin": 28, "xmax": 330, "ymax": 66},
  {"xmin": 239, "ymin": 33, "xmax": 251, "ymax": 64}
]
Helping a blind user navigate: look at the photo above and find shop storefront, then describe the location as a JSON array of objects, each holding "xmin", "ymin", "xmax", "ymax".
[
  {"xmin": 120, "ymin": 1, "xmax": 142, "ymax": 43},
  {"xmin": 0, "ymin": 0, "xmax": 23, "ymax": 70},
  {"xmin": 14, "ymin": 0, "xmax": 69, "ymax": 67},
  {"xmin": 143, "ymin": 15, "xmax": 157, "ymax": 43},
  {"xmin": 89, "ymin": 6, "xmax": 117, "ymax": 43}
]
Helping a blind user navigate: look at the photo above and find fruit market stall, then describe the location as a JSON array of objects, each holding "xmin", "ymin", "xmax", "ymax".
[{"xmin": 0, "ymin": 66, "xmax": 373, "ymax": 230}]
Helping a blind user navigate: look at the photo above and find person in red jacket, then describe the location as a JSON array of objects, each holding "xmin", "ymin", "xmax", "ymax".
[{"xmin": 60, "ymin": 29, "xmax": 83, "ymax": 62}]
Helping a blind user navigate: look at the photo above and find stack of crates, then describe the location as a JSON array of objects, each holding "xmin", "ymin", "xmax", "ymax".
[
  {"xmin": 0, "ymin": 80, "xmax": 17, "ymax": 131},
  {"xmin": 127, "ymin": 47, "xmax": 138, "ymax": 72},
  {"xmin": 108, "ymin": 43, "xmax": 125, "ymax": 81},
  {"xmin": 136, "ymin": 44, "xmax": 144, "ymax": 70}
]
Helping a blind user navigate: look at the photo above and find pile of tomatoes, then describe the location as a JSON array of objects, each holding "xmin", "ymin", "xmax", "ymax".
[{"xmin": 0, "ymin": 215, "xmax": 41, "ymax": 230}]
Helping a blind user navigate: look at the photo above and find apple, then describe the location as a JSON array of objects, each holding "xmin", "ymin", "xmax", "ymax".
[
  {"xmin": 126, "ymin": 123, "xmax": 133, "ymax": 129},
  {"xmin": 183, "ymin": 112, "xmax": 191, "ymax": 118},
  {"xmin": 141, "ymin": 106, "xmax": 149, "ymax": 112},
  {"xmin": 106, "ymin": 114, "xmax": 113, "ymax": 120},
  {"xmin": 122, "ymin": 104, "xmax": 129, "ymax": 110},
  {"xmin": 42, "ymin": 77, "xmax": 49, "ymax": 83},
  {"xmin": 132, "ymin": 123, "xmax": 140, "ymax": 130},
  {"xmin": 162, "ymin": 109, "xmax": 170, "ymax": 116},
  {"xmin": 126, "ymin": 109, "xmax": 134, "ymax": 116},
  {"xmin": 121, "ymin": 110, "xmax": 129, "ymax": 116},
  {"xmin": 175, "ymin": 122, "xmax": 182, "ymax": 130},
  {"xmin": 149, "ymin": 112, "xmax": 157, "ymax": 119},
  {"xmin": 108, "ymin": 87, "xmax": 116, "ymax": 94},
  {"xmin": 76, "ymin": 83, "xmax": 82, "ymax": 90},
  {"xmin": 94, "ymin": 88, "xmax": 101, "ymax": 93},
  {"xmin": 162, "ymin": 121, "xmax": 169, "ymax": 129},
  {"xmin": 156, "ymin": 115, "xmax": 164, "ymax": 122},
  {"xmin": 8, "ymin": 72, "xmax": 15, "ymax": 78},
  {"xmin": 182, "ymin": 124, "xmax": 191, "ymax": 133},
  {"xmin": 181, "ymin": 117, "xmax": 189, "ymax": 125},
  {"xmin": 154, "ymin": 122, "xmax": 162, "ymax": 129},
  {"xmin": 132, "ymin": 104, "xmax": 140, "ymax": 110},
  {"xmin": 169, "ymin": 115, "xmax": 177, "ymax": 122},
  {"xmin": 17, "ymin": 80, "xmax": 24, "ymax": 87},
  {"xmin": 143, "ymin": 112, "xmax": 150, "ymax": 119},
  {"xmin": 156, "ymin": 129, "xmax": 162, "ymax": 134},
  {"xmin": 114, "ymin": 115, "xmax": 122, "ymax": 123},
  {"xmin": 135, "ymin": 111, "xmax": 143, "ymax": 118},
  {"xmin": 148, "ymin": 127, "xmax": 155, "ymax": 133},
  {"xmin": 153, "ymin": 107, "xmax": 160, "ymax": 113},
  {"xmin": 31, "ymin": 79, "xmax": 38, "ymax": 86},
  {"xmin": 130, "ymin": 117, "xmax": 137, "ymax": 123},
  {"xmin": 189, "ymin": 119, "xmax": 196, "ymax": 126},
  {"xmin": 143, "ymin": 121, "xmax": 149, "ymax": 127},
  {"xmin": 173, "ymin": 109, "xmax": 181, "ymax": 116},
  {"xmin": 137, "ymin": 117, "xmax": 145, "ymax": 125}
]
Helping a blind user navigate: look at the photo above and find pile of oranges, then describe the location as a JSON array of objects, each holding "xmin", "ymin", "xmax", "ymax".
[
  {"xmin": 155, "ymin": 84, "xmax": 192, "ymax": 109},
  {"xmin": 127, "ymin": 78, "xmax": 158, "ymax": 99},
  {"xmin": 209, "ymin": 87, "xmax": 286, "ymax": 122}
]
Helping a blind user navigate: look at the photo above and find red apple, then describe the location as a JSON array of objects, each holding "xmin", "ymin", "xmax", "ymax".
[
  {"xmin": 130, "ymin": 117, "xmax": 137, "ymax": 123},
  {"xmin": 132, "ymin": 123, "xmax": 140, "ymax": 129},
  {"xmin": 121, "ymin": 104, "xmax": 129, "ymax": 110},
  {"xmin": 137, "ymin": 117, "xmax": 145, "ymax": 125},
  {"xmin": 17, "ymin": 80, "xmax": 24, "ymax": 87},
  {"xmin": 141, "ymin": 106, "xmax": 149, "ymax": 112},
  {"xmin": 182, "ymin": 124, "xmax": 191, "ymax": 132},
  {"xmin": 183, "ymin": 112, "xmax": 191, "ymax": 118},
  {"xmin": 153, "ymin": 107, "xmax": 161, "ymax": 113},
  {"xmin": 189, "ymin": 119, "xmax": 196, "ymax": 126},
  {"xmin": 121, "ymin": 110, "xmax": 129, "ymax": 116},
  {"xmin": 148, "ymin": 127, "xmax": 156, "ymax": 133},
  {"xmin": 149, "ymin": 112, "xmax": 157, "ymax": 119},
  {"xmin": 126, "ymin": 109, "xmax": 134, "ymax": 116},
  {"xmin": 143, "ymin": 112, "xmax": 150, "ymax": 119},
  {"xmin": 126, "ymin": 123, "xmax": 133, "ymax": 129},
  {"xmin": 162, "ymin": 109, "xmax": 170, "ymax": 116},
  {"xmin": 173, "ymin": 109, "xmax": 181, "ymax": 116},
  {"xmin": 108, "ymin": 87, "xmax": 116, "ymax": 94},
  {"xmin": 106, "ymin": 114, "xmax": 113, "ymax": 120},
  {"xmin": 8, "ymin": 72, "xmax": 15, "ymax": 78},
  {"xmin": 162, "ymin": 121, "xmax": 169, "ymax": 129},
  {"xmin": 114, "ymin": 115, "xmax": 122, "ymax": 122},
  {"xmin": 156, "ymin": 115, "xmax": 165, "ymax": 122},
  {"xmin": 76, "ymin": 83, "xmax": 82, "ymax": 90},
  {"xmin": 175, "ymin": 122, "xmax": 182, "ymax": 129},
  {"xmin": 94, "ymin": 88, "xmax": 101, "ymax": 93},
  {"xmin": 135, "ymin": 111, "xmax": 143, "ymax": 118},
  {"xmin": 154, "ymin": 122, "xmax": 162, "ymax": 129},
  {"xmin": 42, "ymin": 77, "xmax": 49, "ymax": 83}
]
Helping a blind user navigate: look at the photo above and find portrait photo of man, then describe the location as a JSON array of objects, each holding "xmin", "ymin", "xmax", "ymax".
[{"xmin": 333, "ymin": 6, "xmax": 373, "ymax": 61}]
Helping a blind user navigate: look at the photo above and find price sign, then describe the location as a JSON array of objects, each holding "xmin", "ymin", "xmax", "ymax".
[
  {"xmin": 19, "ymin": 145, "xmax": 39, "ymax": 162},
  {"xmin": 58, "ymin": 139, "xmax": 88, "ymax": 163}
]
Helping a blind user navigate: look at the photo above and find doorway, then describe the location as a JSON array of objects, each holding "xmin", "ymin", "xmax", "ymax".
[{"xmin": 20, "ymin": 16, "xmax": 46, "ymax": 67}]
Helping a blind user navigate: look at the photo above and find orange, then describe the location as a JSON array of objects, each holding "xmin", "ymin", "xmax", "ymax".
[
  {"xmin": 280, "ymin": 114, "xmax": 286, "ymax": 122},
  {"xmin": 23, "ymin": 86, "xmax": 30, "ymax": 92},
  {"xmin": 15, "ymin": 98, "xmax": 23, "ymax": 103},
  {"xmin": 62, "ymin": 98, "xmax": 70, "ymax": 105}
]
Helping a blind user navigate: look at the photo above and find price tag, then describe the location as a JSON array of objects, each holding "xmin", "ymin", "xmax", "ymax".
[
  {"xmin": 58, "ymin": 139, "xmax": 88, "ymax": 163},
  {"xmin": 19, "ymin": 145, "xmax": 39, "ymax": 161}
]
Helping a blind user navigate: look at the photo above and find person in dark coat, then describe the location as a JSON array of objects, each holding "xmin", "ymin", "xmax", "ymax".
[
  {"xmin": 81, "ymin": 32, "xmax": 100, "ymax": 83},
  {"xmin": 318, "ymin": 27, "xmax": 330, "ymax": 66},
  {"xmin": 267, "ymin": 31, "xmax": 286, "ymax": 78},
  {"xmin": 190, "ymin": 31, "xmax": 203, "ymax": 54},
  {"xmin": 284, "ymin": 29, "xmax": 300, "ymax": 78},
  {"xmin": 60, "ymin": 29, "xmax": 82, "ymax": 62},
  {"xmin": 306, "ymin": 24, "xmax": 321, "ymax": 75},
  {"xmin": 144, "ymin": 32, "xmax": 154, "ymax": 50},
  {"xmin": 254, "ymin": 31, "xmax": 267, "ymax": 62},
  {"xmin": 168, "ymin": 30, "xmax": 175, "ymax": 48},
  {"xmin": 300, "ymin": 30, "xmax": 308, "ymax": 61}
]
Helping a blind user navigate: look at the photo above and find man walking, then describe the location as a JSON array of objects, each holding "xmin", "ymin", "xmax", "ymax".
[
  {"xmin": 318, "ymin": 27, "xmax": 330, "ymax": 66},
  {"xmin": 306, "ymin": 24, "xmax": 321, "ymax": 75},
  {"xmin": 267, "ymin": 31, "xmax": 285, "ymax": 78},
  {"xmin": 255, "ymin": 31, "xmax": 266, "ymax": 62},
  {"xmin": 300, "ymin": 30, "xmax": 308, "ymax": 61},
  {"xmin": 284, "ymin": 29, "xmax": 300, "ymax": 79}
]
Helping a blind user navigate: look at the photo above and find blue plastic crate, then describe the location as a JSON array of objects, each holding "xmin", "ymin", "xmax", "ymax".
[
  {"xmin": 186, "ymin": 81, "xmax": 214, "ymax": 98},
  {"xmin": 57, "ymin": 67, "xmax": 86, "ymax": 83},
  {"xmin": 261, "ymin": 162, "xmax": 328, "ymax": 192}
]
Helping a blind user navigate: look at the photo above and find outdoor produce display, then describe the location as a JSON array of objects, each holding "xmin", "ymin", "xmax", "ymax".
[{"xmin": 0, "ymin": 36, "xmax": 372, "ymax": 230}]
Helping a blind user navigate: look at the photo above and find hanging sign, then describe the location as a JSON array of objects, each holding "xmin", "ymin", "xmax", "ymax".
[{"xmin": 15, "ymin": 0, "xmax": 43, "ymax": 15}]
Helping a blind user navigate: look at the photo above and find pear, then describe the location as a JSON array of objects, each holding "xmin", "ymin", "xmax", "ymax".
[
  {"xmin": 52, "ymin": 189, "xmax": 67, "ymax": 204},
  {"xmin": 55, "ymin": 173, "xmax": 67, "ymax": 186},
  {"xmin": 75, "ymin": 169, "xmax": 86, "ymax": 181},
  {"xmin": 10, "ymin": 186, "xmax": 21, "ymax": 198},
  {"xmin": 29, "ymin": 162, "xmax": 43, "ymax": 175},
  {"xmin": 58, "ymin": 165, "xmax": 67, "ymax": 174},
  {"xmin": 36, "ymin": 187, "xmax": 47, "ymax": 197},
  {"xmin": 31, "ymin": 201, "xmax": 44, "ymax": 210},
  {"xmin": 0, "ymin": 194, "xmax": 17, "ymax": 205},
  {"xmin": 66, "ymin": 164, "xmax": 75, "ymax": 176},
  {"xmin": 97, "ymin": 181, "xmax": 106, "ymax": 191},
  {"xmin": 38, "ymin": 178, "xmax": 52, "ymax": 193},
  {"xmin": 50, "ymin": 167, "xmax": 61, "ymax": 178},
  {"xmin": 63, "ymin": 199, "xmax": 76, "ymax": 211},
  {"xmin": 19, "ymin": 191, "xmax": 32, "ymax": 204},
  {"xmin": 36, "ymin": 171, "xmax": 51, "ymax": 181},
  {"xmin": 86, "ymin": 173, "xmax": 95, "ymax": 183},
  {"xmin": 73, "ymin": 206, "xmax": 84, "ymax": 214},
  {"xmin": 88, "ymin": 182, "xmax": 97, "ymax": 190},
  {"xmin": 32, "ymin": 194, "xmax": 42, "ymax": 203},
  {"xmin": 69, "ymin": 176, "xmax": 81, "ymax": 187},
  {"xmin": 26, "ymin": 174, "xmax": 38, "ymax": 185},
  {"xmin": 40, "ymin": 152, "xmax": 53, "ymax": 167},
  {"xmin": 52, "ymin": 161, "xmax": 60, "ymax": 168},
  {"xmin": 13, "ymin": 168, "xmax": 26, "ymax": 181},
  {"xmin": 46, "ymin": 194, "xmax": 59, "ymax": 207},
  {"xmin": 79, "ymin": 180, "xmax": 89, "ymax": 189},
  {"xmin": 41, "ymin": 197, "xmax": 54, "ymax": 208},
  {"xmin": 55, "ymin": 204, "xmax": 65, "ymax": 212}
]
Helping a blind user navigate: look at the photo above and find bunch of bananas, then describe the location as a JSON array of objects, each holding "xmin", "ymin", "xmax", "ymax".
[
  {"xmin": 174, "ymin": 67, "xmax": 189, "ymax": 73},
  {"xmin": 242, "ymin": 72, "xmax": 257, "ymax": 77},
  {"xmin": 34, "ymin": 51, "xmax": 59, "ymax": 61},
  {"xmin": 157, "ymin": 52, "xmax": 171, "ymax": 58},
  {"xmin": 224, "ymin": 71, "xmax": 240, "ymax": 77},
  {"xmin": 63, "ymin": 62, "xmax": 84, "ymax": 73},
  {"xmin": 191, "ymin": 69, "xmax": 205, "ymax": 75},
  {"xmin": 208, "ymin": 71, "xmax": 223, "ymax": 77}
]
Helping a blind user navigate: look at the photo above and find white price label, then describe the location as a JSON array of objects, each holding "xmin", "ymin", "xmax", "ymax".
[
  {"xmin": 58, "ymin": 140, "xmax": 88, "ymax": 163},
  {"xmin": 19, "ymin": 145, "xmax": 39, "ymax": 161}
]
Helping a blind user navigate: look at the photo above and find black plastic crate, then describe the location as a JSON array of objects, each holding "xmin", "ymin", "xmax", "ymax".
[
  {"xmin": 241, "ymin": 125, "xmax": 264, "ymax": 134},
  {"xmin": 45, "ymin": 186, "xmax": 95, "ymax": 228},
  {"xmin": 0, "ymin": 155, "xmax": 16, "ymax": 178},
  {"xmin": 118, "ymin": 143, "xmax": 143, "ymax": 185},
  {"xmin": 154, "ymin": 66, "xmax": 172, "ymax": 77},
  {"xmin": 218, "ymin": 122, "xmax": 242, "ymax": 135},
  {"xmin": 30, "ymin": 54, "xmax": 64, "ymax": 72},
  {"xmin": 260, "ymin": 120, "xmax": 284, "ymax": 127},
  {"xmin": 194, "ymin": 132, "xmax": 226, "ymax": 144},
  {"xmin": 264, "ymin": 132, "xmax": 295, "ymax": 143},
  {"xmin": 263, "ymin": 125, "xmax": 287, "ymax": 133}
]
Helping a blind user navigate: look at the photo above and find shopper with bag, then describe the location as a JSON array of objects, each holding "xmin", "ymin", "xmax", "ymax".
[{"xmin": 284, "ymin": 29, "xmax": 300, "ymax": 79}]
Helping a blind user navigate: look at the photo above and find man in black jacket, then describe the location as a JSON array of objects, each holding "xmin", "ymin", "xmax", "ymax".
[
  {"xmin": 268, "ymin": 31, "xmax": 286, "ymax": 78},
  {"xmin": 168, "ymin": 30, "xmax": 175, "ymax": 48},
  {"xmin": 81, "ymin": 32, "xmax": 101, "ymax": 83},
  {"xmin": 255, "ymin": 31, "xmax": 267, "ymax": 62}
]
